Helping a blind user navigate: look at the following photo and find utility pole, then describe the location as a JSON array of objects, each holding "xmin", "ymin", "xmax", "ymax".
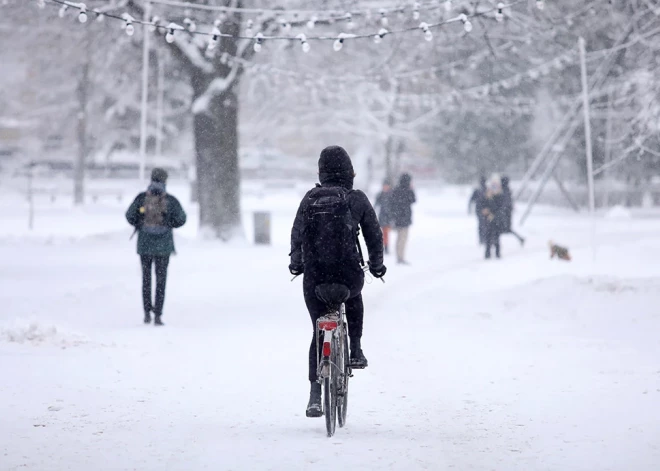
[
  {"xmin": 74, "ymin": 26, "xmax": 91, "ymax": 205},
  {"xmin": 138, "ymin": 1, "xmax": 152, "ymax": 181},
  {"xmin": 155, "ymin": 47, "xmax": 164, "ymax": 158},
  {"xmin": 579, "ymin": 37, "xmax": 596, "ymax": 215}
]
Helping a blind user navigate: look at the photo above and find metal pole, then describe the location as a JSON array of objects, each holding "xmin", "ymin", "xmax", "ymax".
[
  {"xmin": 155, "ymin": 47, "xmax": 164, "ymax": 158},
  {"xmin": 138, "ymin": 1, "xmax": 152, "ymax": 181},
  {"xmin": 579, "ymin": 37, "xmax": 596, "ymax": 215},
  {"xmin": 28, "ymin": 162, "xmax": 34, "ymax": 231},
  {"xmin": 603, "ymin": 89, "xmax": 613, "ymax": 208}
]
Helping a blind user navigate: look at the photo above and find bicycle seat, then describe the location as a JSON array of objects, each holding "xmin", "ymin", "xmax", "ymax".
[{"xmin": 315, "ymin": 284, "xmax": 350, "ymax": 307}]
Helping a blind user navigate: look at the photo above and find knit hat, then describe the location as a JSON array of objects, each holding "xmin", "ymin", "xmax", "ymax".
[{"xmin": 151, "ymin": 167, "xmax": 168, "ymax": 183}]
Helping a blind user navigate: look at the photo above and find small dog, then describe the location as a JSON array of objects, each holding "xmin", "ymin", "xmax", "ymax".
[{"xmin": 549, "ymin": 241, "xmax": 571, "ymax": 261}]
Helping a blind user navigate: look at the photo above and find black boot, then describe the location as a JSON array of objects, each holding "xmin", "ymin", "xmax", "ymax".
[
  {"xmin": 144, "ymin": 311, "xmax": 152, "ymax": 324},
  {"xmin": 349, "ymin": 338, "xmax": 368, "ymax": 369},
  {"xmin": 306, "ymin": 382, "xmax": 323, "ymax": 418},
  {"xmin": 154, "ymin": 315, "xmax": 164, "ymax": 326}
]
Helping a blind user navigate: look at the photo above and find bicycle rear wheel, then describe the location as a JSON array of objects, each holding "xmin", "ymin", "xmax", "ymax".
[
  {"xmin": 324, "ymin": 338, "xmax": 338, "ymax": 437},
  {"xmin": 337, "ymin": 329, "xmax": 349, "ymax": 427}
]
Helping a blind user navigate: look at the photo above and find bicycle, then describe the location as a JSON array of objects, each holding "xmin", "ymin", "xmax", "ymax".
[{"xmin": 313, "ymin": 283, "xmax": 354, "ymax": 437}]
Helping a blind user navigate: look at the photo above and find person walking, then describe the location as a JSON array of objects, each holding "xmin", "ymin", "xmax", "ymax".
[
  {"xmin": 126, "ymin": 168, "xmax": 187, "ymax": 326},
  {"xmin": 289, "ymin": 145, "xmax": 386, "ymax": 417},
  {"xmin": 390, "ymin": 173, "xmax": 416, "ymax": 265},
  {"xmin": 374, "ymin": 179, "xmax": 393, "ymax": 254},
  {"xmin": 481, "ymin": 176, "xmax": 505, "ymax": 259},
  {"xmin": 500, "ymin": 176, "xmax": 525, "ymax": 246},
  {"xmin": 468, "ymin": 176, "xmax": 487, "ymax": 245}
]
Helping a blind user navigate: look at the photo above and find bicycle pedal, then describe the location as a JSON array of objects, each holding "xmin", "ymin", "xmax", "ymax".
[{"xmin": 350, "ymin": 364, "xmax": 367, "ymax": 370}]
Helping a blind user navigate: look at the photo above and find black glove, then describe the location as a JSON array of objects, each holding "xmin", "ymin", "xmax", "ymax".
[
  {"xmin": 368, "ymin": 262, "xmax": 387, "ymax": 278},
  {"xmin": 289, "ymin": 263, "xmax": 304, "ymax": 276}
]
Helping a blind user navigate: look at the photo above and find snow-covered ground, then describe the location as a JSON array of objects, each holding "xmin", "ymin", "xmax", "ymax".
[{"xmin": 1, "ymin": 183, "xmax": 659, "ymax": 471}]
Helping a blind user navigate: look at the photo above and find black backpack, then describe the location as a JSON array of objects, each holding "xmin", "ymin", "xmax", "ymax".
[{"xmin": 302, "ymin": 186, "xmax": 359, "ymax": 266}]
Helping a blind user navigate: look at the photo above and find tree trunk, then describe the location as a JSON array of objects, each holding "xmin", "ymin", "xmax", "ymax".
[{"xmin": 193, "ymin": 77, "xmax": 241, "ymax": 239}]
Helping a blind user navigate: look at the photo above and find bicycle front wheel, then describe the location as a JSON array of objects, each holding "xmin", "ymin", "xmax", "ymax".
[
  {"xmin": 324, "ymin": 339, "xmax": 338, "ymax": 437},
  {"xmin": 337, "ymin": 330, "xmax": 349, "ymax": 428}
]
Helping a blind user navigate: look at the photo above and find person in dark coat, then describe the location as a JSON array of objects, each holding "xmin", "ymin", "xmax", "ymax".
[
  {"xmin": 374, "ymin": 179, "xmax": 393, "ymax": 254},
  {"xmin": 481, "ymin": 176, "xmax": 506, "ymax": 259},
  {"xmin": 126, "ymin": 168, "xmax": 187, "ymax": 326},
  {"xmin": 468, "ymin": 176, "xmax": 487, "ymax": 245},
  {"xmin": 389, "ymin": 173, "xmax": 416, "ymax": 264},
  {"xmin": 500, "ymin": 176, "xmax": 525, "ymax": 246},
  {"xmin": 289, "ymin": 145, "xmax": 386, "ymax": 417}
]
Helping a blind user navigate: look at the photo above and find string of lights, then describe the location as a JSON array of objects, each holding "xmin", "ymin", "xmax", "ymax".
[{"xmin": 42, "ymin": 0, "xmax": 532, "ymax": 52}]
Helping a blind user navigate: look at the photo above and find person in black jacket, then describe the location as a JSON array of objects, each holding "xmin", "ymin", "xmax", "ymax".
[
  {"xmin": 126, "ymin": 168, "xmax": 187, "ymax": 325},
  {"xmin": 389, "ymin": 173, "xmax": 416, "ymax": 264},
  {"xmin": 374, "ymin": 179, "xmax": 393, "ymax": 254},
  {"xmin": 481, "ymin": 177, "xmax": 506, "ymax": 259},
  {"xmin": 468, "ymin": 176, "xmax": 487, "ymax": 245},
  {"xmin": 500, "ymin": 176, "xmax": 525, "ymax": 246},
  {"xmin": 289, "ymin": 145, "xmax": 386, "ymax": 418}
]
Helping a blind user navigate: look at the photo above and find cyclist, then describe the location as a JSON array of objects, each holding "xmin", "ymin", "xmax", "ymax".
[{"xmin": 289, "ymin": 145, "xmax": 386, "ymax": 417}]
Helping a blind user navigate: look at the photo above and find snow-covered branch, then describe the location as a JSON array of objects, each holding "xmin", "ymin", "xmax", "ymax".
[{"xmin": 191, "ymin": 65, "xmax": 240, "ymax": 115}]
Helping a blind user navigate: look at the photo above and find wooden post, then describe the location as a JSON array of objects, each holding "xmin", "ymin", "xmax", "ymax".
[{"xmin": 254, "ymin": 212, "xmax": 271, "ymax": 245}]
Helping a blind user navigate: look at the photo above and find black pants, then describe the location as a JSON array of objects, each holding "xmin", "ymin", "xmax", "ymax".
[
  {"xmin": 477, "ymin": 215, "xmax": 486, "ymax": 245},
  {"xmin": 485, "ymin": 223, "xmax": 501, "ymax": 259},
  {"xmin": 140, "ymin": 255, "xmax": 170, "ymax": 316},
  {"xmin": 303, "ymin": 268, "xmax": 364, "ymax": 382}
]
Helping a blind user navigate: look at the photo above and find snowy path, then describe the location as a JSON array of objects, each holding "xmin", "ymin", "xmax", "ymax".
[{"xmin": 2, "ymin": 188, "xmax": 660, "ymax": 470}]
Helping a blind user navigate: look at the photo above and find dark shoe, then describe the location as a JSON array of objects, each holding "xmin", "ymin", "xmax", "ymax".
[
  {"xmin": 154, "ymin": 315, "xmax": 164, "ymax": 326},
  {"xmin": 144, "ymin": 311, "xmax": 151, "ymax": 324},
  {"xmin": 306, "ymin": 382, "xmax": 323, "ymax": 418},
  {"xmin": 350, "ymin": 345, "xmax": 368, "ymax": 369}
]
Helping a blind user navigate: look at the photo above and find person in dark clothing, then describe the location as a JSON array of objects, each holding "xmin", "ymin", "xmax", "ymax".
[
  {"xmin": 481, "ymin": 177, "xmax": 506, "ymax": 259},
  {"xmin": 389, "ymin": 173, "xmax": 416, "ymax": 264},
  {"xmin": 374, "ymin": 179, "xmax": 393, "ymax": 254},
  {"xmin": 468, "ymin": 176, "xmax": 487, "ymax": 245},
  {"xmin": 500, "ymin": 176, "xmax": 525, "ymax": 246},
  {"xmin": 289, "ymin": 145, "xmax": 386, "ymax": 418},
  {"xmin": 126, "ymin": 168, "xmax": 187, "ymax": 326}
]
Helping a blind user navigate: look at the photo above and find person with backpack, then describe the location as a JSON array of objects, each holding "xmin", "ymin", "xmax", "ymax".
[
  {"xmin": 468, "ymin": 176, "xmax": 488, "ymax": 245},
  {"xmin": 374, "ymin": 178, "xmax": 393, "ymax": 254},
  {"xmin": 500, "ymin": 176, "xmax": 525, "ymax": 246},
  {"xmin": 389, "ymin": 173, "xmax": 416, "ymax": 265},
  {"xmin": 126, "ymin": 168, "xmax": 187, "ymax": 326},
  {"xmin": 289, "ymin": 145, "xmax": 386, "ymax": 418}
]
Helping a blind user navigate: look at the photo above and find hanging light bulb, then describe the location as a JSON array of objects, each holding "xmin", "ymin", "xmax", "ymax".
[
  {"xmin": 166, "ymin": 29, "xmax": 175, "ymax": 43},
  {"xmin": 253, "ymin": 32, "xmax": 264, "ymax": 52},
  {"xmin": 373, "ymin": 33, "xmax": 382, "ymax": 44},
  {"xmin": 459, "ymin": 14, "xmax": 472, "ymax": 32},
  {"xmin": 496, "ymin": 3, "xmax": 504, "ymax": 21},
  {"xmin": 78, "ymin": 5, "xmax": 88, "ymax": 23},
  {"xmin": 184, "ymin": 18, "xmax": 196, "ymax": 32},
  {"xmin": 375, "ymin": 28, "xmax": 388, "ymax": 43},
  {"xmin": 419, "ymin": 22, "xmax": 432, "ymax": 41},
  {"xmin": 94, "ymin": 9, "xmax": 104, "ymax": 22},
  {"xmin": 245, "ymin": 19, "xmax": 253, "ymax": 37},
  {"xmin": 379, "ymin": 8, "xmax": 388, "ymax": 27},
  {"xmin": 58, "ymin": 4, "xmax": 68, "ymax": 18},
  {"xmin": 444, "ymin": 0, "xmax": 452, "ymax": 13},
  {"xmin": 333, "ymin": 38, "xmax": 343, "ymax": 52},
  {"xmin": 296, "ymin": 33, "xmax": 310, "ymax": 53},
  {"xmin": 536, "ymin": 0, "xmax": 545, "ymax": 10},
  {"xmin": 413, "ymin": 2, "xmax": 420, "ymax": 20},
  {"xmin": 345, "ymin": 12, "xmax": 354, "ymax": 29},
  {"xmin": 123, "ymin": 14, "xmax": 135, "ymax": 36},
  {"xmin": 208, "ymin": 27, "xmax": 221, "ymax": 50},
  {"xmin": 307, "ymin": 16, "xmax": 317, "ymax": 29}
]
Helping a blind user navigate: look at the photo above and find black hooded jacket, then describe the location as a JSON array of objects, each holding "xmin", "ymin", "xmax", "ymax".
[
  {"xmin": 290, "ymin": 148, "xmax": 383, "ymax": 272},
  {"xmin": 390, "ymin": 173, "xmax": 416, "ymax": 228}
]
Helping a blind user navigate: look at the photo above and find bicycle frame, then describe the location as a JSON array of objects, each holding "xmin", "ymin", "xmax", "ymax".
[{"xmin": 315, "ymin": 304, "xmax": 348, "ymax": 383}]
